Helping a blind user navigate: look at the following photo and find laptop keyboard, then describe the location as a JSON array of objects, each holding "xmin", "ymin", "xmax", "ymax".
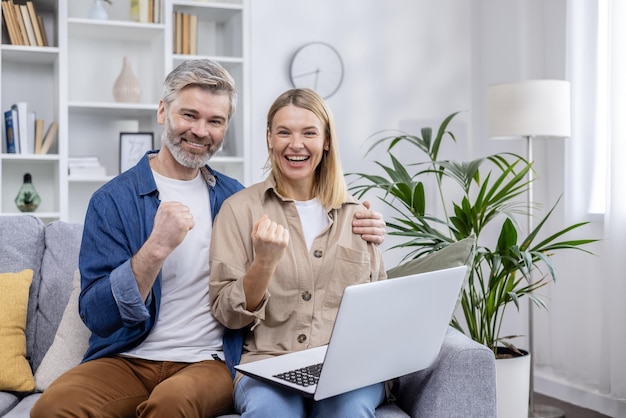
[{"xmin": 273, "ymin": 363, "xmax": 323, "ymax": 387}]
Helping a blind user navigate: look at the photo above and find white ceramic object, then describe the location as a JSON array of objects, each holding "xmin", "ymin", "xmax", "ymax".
[
  {"xmin": 496, "ymin": 350, "xmax": 531, "ymax": 418},
  {"xmin": 87, "ymin": 0, "xmax": 108, "ymax": 20}
]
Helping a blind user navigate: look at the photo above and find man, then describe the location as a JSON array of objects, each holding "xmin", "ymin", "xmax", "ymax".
[{"xmin": 31, "ymin": 59, "xmax": 385, "ymax": 418}]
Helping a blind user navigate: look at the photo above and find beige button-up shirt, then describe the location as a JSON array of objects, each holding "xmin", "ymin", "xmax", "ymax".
[{"xmin": 209, "ymin": 177, "xmax": 386, "ymax": 366}]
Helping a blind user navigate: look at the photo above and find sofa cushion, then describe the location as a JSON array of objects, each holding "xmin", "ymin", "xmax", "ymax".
[
  {"xmin": 35, "ymin": 270, "xmax": 90, "ymax": 391},
  {"xmin": 0, "ymin": 391, "xmax": 19, "ymax": 417},
  {"xmin": 31, "ymin": 221, "xmax": 83, "ymax": 374},
  {"xmin": 386, "ymin": 236, "xmax": 475, "ymax": 279},
  {"xmin": 0, "ymin": 215, "xmax": 45, "ymax": 367},
  {"xmin": 0, "ymin": 269, "xmax": 35, "ymax": 392},
  {"xmin": 1, "ymin": 392, "xmax": 41, "ymax": 417}
]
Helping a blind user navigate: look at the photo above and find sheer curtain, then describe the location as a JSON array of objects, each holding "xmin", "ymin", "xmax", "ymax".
[
  {"xmin": 602, "ymin": 0, "xmax": 626, "ymax": 399},
  {"xmin": 558, "ymin": 0, "xmax": 626, "ymax": 405}
]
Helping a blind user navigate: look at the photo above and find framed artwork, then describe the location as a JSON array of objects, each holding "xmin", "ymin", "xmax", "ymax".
[{"xmin": 119, "ymin": 132, "xmax": 154, "ymax": 173}]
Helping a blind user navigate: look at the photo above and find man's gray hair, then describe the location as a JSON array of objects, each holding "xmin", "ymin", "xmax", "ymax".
[{"xmin": 162, "ymin": 59, "xmax": 237, "ymax": 119}]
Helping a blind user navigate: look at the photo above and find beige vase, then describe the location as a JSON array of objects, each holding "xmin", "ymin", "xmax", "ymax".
[{"xmin": 113, "ymin": 56, "xmax": 141, "ymax": 103}]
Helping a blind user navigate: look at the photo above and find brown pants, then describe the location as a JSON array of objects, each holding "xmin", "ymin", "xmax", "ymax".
[{"xmin": 31, "ymin": 356, "xmax": 234, "ymax": 418}]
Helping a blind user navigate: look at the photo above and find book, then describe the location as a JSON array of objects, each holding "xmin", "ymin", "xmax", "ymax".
[
  {"xmin": 69, "ymin": 156, "xmax": 101, "ymax": 166},
  {"xmin": 39, "ymin": 121, "xmax": 58, "ymax": 154},
  {"xmin": 182, "ymin": 12, "xmax": 190, "ymax": 54},
  {"xmin": 175, "ymin": 11, "xmax": 182, "ymax": 54},
  {"xmin": 69, "ymin": 166, "xmax": 107, "ymax": 178},
  {"xmin": 130, "ymin": 0, "xmax": 153, "ymax": 22},
  {"xmin": 8, "ymin": 0, "xmax": 25, "ymax": 45},
  {"xmin": 11, "ymin": 102, "xmax": 29, "ymax": 154},
  {"xmin": 19, "ymin": 4, "xmax": 36, "ymax": 46},
  {"xmin": 69, "ymin": 156, "xmax": 106, "ymax": 178},
  {"xmin": 4, "ymin": 109, "xmax": 18, "ymax": 153},
  {"xmin": 26, "ymin": 1, "xmax": 44, "ymax": 47},
  {"xmin": 34, "ymin": 118, "xmax": 44, "ymax": 154},
  {"xmin": 27, "ymin": 110, "xmax": 35, "ymax": 153},
  {"xmin": 36, "ymin": 14, "xmax": 47, "ymax": 46},
  {"xmin": 2, "ymin": 0, "xmax": 21, "ymax": 45},
  {"xmin": 13, "ymin": 2, "xmax": 29, "ymax": 46},
  {"xmin": 69, "ymin": 156, "xmax": 99, "ymax": 165},
  {"xmin": 130, "ymin": 0, "xmax": 140, "ymax": 21},
  {"xmin": 139, "ymin": 0, "xmax": 149, "ymax": 22},
  {"xmin": 5, "ymin": 107, "xmax": 20, "ymax": 153},
  {"xmin": 153, "ymin": 0, "xmax": 162, "ymax": 23},
  {"xmin": 189, "ymin": 14, "xmax": 198, "ymax": 55}
]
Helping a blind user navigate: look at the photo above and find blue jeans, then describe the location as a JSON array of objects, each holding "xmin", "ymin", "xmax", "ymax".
[{"xmin": 234, "ymin": 375, "xmax": 385, "ymax": 418}]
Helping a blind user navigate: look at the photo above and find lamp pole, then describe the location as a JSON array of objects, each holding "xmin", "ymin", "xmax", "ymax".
[{"xmin": 526, "ymin": 136, "xmax": 564, "ymax": 418}]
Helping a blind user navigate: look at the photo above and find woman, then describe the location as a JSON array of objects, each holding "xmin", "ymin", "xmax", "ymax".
[{"xmin": 209, "ymin": 88, "xmax": 386, "ymax": 417}]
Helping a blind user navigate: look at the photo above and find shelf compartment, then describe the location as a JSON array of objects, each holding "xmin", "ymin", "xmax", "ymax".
[
  {"xmin": 1, "ymin": 60, "xmax": 59, "ymax": 151},
  {"xmin": 1, "ymin": 0, "xmax": 59, "ymax": 48},
  {"xmin": 1, "ymin": 158, "xmax": 60, "ymax": 214},
  {"xmin": 67, "ymin": 35, "xmax": 165, "ymax": 104},
  {"xmin": 172, "ymin": 1, "xmax": 243, "ymax": 58},
  {"xmin": 67, "ymin": 19, "xmax": 165, "ymax": 105},
  {"xmin": 68, "ymin": 111, "xmax": 159, "ymax": 180}
]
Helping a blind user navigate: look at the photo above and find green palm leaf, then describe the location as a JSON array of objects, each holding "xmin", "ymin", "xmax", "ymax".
[{"xmin": 347, "ymin": 111, "xmax": 598, "ymax": 355}]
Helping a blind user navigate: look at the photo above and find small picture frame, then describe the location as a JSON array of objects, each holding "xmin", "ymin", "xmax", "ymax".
[{"xmin": 119, "ymin": 132, "xmax": 154, "ymax": 173}]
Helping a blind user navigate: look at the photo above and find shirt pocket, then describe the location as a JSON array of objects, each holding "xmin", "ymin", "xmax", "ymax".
[{"xmin": 321, "ymin": 245, "xmax": 371, "ymax": 322}]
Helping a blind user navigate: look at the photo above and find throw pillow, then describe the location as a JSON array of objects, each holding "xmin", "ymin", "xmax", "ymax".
[
  {"xmin": 0, "ymin": 269, "xmax": 35, "ymax": 392},
  {"xmin": 386, "ymin": 236, "xmax": 475, "ymax": 278},
  {"xmin": 34, "ymin": 270, "xmax": 90, "ymax": 391}
]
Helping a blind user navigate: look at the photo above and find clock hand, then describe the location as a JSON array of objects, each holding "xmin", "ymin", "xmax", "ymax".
[{"xmin": 292, "ymin": 68, "xmax": 321, "ymax": 79}]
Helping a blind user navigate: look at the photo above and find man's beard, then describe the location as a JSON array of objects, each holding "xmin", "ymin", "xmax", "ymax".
[{"xmin": 162, "ymin": 125, "xmax": 221, "ymax": 169}]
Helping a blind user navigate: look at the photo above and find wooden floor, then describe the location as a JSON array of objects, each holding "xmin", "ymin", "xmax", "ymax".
[{"xmin": 534, "ymin": 393, "xmax": 612, "ymax": 418}]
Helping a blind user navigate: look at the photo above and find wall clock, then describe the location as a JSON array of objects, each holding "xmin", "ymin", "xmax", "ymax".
[{"xmin": 289, "ymin": 42, "xmax": 345, "ymax": 99}]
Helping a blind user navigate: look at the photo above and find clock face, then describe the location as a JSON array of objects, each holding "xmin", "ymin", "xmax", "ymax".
[{"xmin": 289, "ymin": 42, "xmax": 344, "ymax": 99}]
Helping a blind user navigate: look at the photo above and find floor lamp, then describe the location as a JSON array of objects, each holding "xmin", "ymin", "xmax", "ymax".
[{"xmin": 487, "ymin": 79, "xmax": 571, "ymax": 418}]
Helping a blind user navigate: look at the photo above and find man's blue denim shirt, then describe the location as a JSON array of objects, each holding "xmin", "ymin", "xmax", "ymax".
[{"xmin": 78, "ymin": 151, "xmax": 245, "ymax": 376}]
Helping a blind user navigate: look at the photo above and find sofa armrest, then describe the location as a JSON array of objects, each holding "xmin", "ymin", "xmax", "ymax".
[{"xmin": 394, "ymin": 327, "xmax": 496, "ymax": 418}]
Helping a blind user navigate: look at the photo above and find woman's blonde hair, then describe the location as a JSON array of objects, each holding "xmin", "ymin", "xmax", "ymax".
[{"xmin": 265, "ymin": 88, "xmax": 347, "ymax": 208}]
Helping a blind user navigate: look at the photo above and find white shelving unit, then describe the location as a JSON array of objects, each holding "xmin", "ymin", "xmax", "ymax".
[
  {"xmin": 1, "ymin": 0, "xmax": 249, "ymax": 223},
  {"xmin": 0, "ymin": 0, "xmax": 62, "ymax": 222}
]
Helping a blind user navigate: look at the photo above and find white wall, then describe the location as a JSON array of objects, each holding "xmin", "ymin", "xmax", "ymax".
[{"xmin": 248, "ymin": 0, "xmax": 622, "ymax": 415}]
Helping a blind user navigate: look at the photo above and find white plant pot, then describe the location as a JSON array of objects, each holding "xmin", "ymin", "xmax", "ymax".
[
  {"xmin": 495, "ymin": 348, "xmax": 530, "ymax": 418},
  {"xmin": 88, "ymin": 0, "xmax": 108, "ymax": 20}
]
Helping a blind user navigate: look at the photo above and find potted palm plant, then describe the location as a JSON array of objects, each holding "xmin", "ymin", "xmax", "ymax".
[{"xmin": 348, "ymin": 112, "xmax": 596, "ymax": 416}]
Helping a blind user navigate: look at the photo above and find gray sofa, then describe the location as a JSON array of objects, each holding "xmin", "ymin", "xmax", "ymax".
[{"xmin": 0, "ymin": 215, "xmax": 496, "ymax": 417}]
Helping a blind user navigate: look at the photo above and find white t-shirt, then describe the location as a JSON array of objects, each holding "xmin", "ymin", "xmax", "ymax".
[
  {"xmin": 123, "ymin": 170, "xmax": 224, "ymax": 362},
  {"xmin": 295, "ymin": 198, "xmax": 329, "ymax": 250}
]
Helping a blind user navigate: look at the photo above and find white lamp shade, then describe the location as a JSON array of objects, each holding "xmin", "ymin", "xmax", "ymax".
[{"xmin": 487, "ymin": 79, "xmax": 572, "ymax": 139}]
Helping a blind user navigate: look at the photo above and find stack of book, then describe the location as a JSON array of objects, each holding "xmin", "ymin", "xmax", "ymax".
[
  {"xmin": 130, "ymin": 0, "xmax": 163, "ymax": 24},
  {"xmin": 4, "ymin": 102, "xmax": 57, "ymax": 155},
  {"xmin": 1, "ymin": 0, "xmax": 49, "ymax": 47},
  {"xmin": 173, "ymin": 10, "xmax": 198, "ymax": 55},
  {"xmin": 68, "ymin": 157, "xmax": 107, "ymax": 179}
]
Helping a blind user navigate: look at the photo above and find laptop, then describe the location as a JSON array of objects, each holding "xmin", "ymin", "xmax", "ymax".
[{"xmin": 234, "ymin": 265, "xmax": 467, "ymax": 401}]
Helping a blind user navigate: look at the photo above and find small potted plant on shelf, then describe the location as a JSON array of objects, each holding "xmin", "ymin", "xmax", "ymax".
[{"xmin": 348, "ymin": 111, "xmax": 596, "ymax": 414}]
